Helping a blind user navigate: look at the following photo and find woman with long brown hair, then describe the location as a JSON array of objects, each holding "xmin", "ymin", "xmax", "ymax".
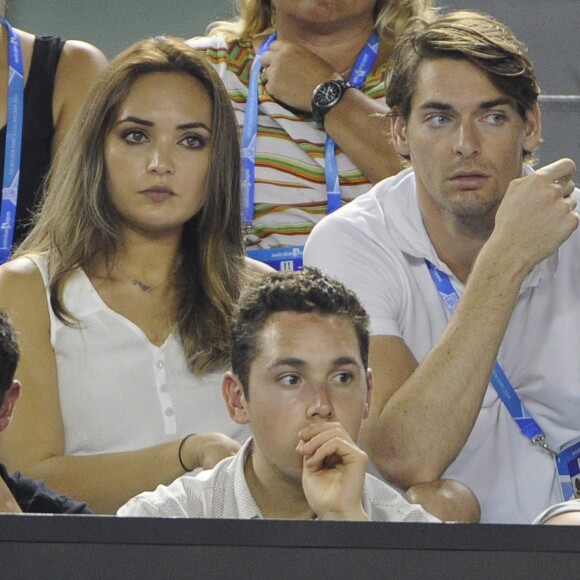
[{"xmin": 0, "ymin": 36, "xmax": 268, "ymax": 513}]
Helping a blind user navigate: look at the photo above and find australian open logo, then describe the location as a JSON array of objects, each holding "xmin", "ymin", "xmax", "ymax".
[
  {"xmin": 352, "ymin": 57, "xmax": 369, "ymax": 85},
  {"xmin": 443, "ymin": 293, "xmax": 458, "ymax": 311},
  {"xmin": 2, "ymin": 186, "xmax": 18, "ymax": 206},
  {"xmin": 435, "ymin": 270, "xmax": 444, "ymax": 283},
  {"xmin": 242, "ymin": 133, "xmax": 257, "ymax": 159},
  {"xmin": 241, "ymin": 163, "xmax": 252, "ymax": 196},
  {"xmin": 329, "ymin": 175, "xmax": 340, "ymax": 195},
  {"xmin": 0, "ymin": 210, "xmax": 13, "ymax": 250},
  {"xmin": 9, "ymin": 36, "xmax": 21, "ymax": 66},
  {"xmin": 292, "ymin": 247, "xmax": 302, "ymax": 258}
]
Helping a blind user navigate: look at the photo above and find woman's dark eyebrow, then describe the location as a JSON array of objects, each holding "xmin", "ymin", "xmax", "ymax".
[
  {"xmin": 116, "ymin": 115, "xmax": 153, "ymax": 126},
  {"xmin": 177, "ymin": 122, "xmax": 212, "ymax": 132},
  {"xmin": 115, "ymin": 116, "xmax": 212, "ymax": 132}
]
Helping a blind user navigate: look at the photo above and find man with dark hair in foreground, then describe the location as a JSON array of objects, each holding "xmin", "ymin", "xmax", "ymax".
[{"xmin": 118, "ymin": 268, "xmax": 442, "ymax": 522}]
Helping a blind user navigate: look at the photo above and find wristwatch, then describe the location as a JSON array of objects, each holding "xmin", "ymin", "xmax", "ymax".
[{"xmin": 311, "ymin": 79, "xmax": 353, "ymax": 129}]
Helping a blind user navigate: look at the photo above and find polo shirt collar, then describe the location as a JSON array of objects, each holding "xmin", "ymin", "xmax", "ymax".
[
  {"xmin": 383, "ymin": 167, "xmax": 558, "ymax": 291},
  {"xmin": 233, "ymin": 438, "xmax": 264, "ymax": 519}
]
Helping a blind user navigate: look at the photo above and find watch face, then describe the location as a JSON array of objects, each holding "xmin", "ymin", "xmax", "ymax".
[
  {"xmin": 313, "ymin": 81, "xmax": 342, "ymax": 108},
  {"xmin": 312, "ymin": 80, "xmax": 350, "ymax": 127}
]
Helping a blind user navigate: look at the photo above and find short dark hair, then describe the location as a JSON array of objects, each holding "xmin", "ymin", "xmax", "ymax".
[
  {"xmin": 0, "ymin": 311, "xmax": 19, "ymax": 402},
  {"xmin": 386, "ymin": 10, "xmax": 540, "ymax": 122},
  {"xmin": 231, "ymin": 268, "xmax": 370, "ymax": 397}
]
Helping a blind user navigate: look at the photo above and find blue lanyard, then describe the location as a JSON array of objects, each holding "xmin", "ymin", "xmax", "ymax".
[
  {"xmin": 425, "ymin": 259, "xmax": 551, "ymax": 450},
  {"xmin": 325, "ymin": 30, "xmax": 379, "ymax": 213},
  {"xmin": 0, "ymin": 19, "xmax": 23, "ymax": 264},
  {"xmin": 241, "ymin": 32, "xmax": 277, "ymax": 228},
  {"xmin": 241, "ymin": 30, "xmax": 379, "ymax": 230}
]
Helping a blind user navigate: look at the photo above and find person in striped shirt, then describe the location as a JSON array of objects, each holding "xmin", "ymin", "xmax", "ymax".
[{"xmin": 189, "ymin": 1, "xmax": 434, "ymax": 268}]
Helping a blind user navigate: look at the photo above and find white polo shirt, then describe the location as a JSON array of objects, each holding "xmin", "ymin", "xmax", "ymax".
[{"xmin": 304, "ymin": 168, "xmax": 580, "ymax": 524}]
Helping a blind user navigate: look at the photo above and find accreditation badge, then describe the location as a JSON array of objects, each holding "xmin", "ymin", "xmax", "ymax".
[
  {"xmin": 555, "ymin": 437, "xmax": 580, "ymax": 500},
  {"xmin": 245, "ymin": 245, "xmax": 304, "ymax": 272}
]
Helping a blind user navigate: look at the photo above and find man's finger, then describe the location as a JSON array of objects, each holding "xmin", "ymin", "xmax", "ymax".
[{"xmin": 535, "ymin": 158, "xmax": 576, "ymax": 182}]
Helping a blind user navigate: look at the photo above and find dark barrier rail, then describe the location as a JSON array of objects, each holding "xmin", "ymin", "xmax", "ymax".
[{"xmin": 0, "ymin": 515, "xmax": 579, "ymax": 579}]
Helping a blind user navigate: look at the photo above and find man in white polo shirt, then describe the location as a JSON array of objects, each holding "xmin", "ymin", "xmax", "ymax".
[{"xmin": 304, "ymin": 11, "xmax": 580, "ymax": 524}]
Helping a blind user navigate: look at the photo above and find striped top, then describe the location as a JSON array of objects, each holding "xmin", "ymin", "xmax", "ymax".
[{"xmin": 189, "ymin": 34, "xmax": 389, "ymax": 249}]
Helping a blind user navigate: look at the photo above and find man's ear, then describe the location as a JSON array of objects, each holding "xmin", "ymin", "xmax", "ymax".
[
  {"xmin": 523, "ymin": 101, "xmax": 542, "ymax": 154},
  {"xmin": 364, "ymin": 368, "xmax": 373, "ymax": 419},
  {"xmin": 0, "ymin": 381, "xmax": 21, "ymax": 432},
  {"xmin": 390, "ymin": 113, "xmax": 410, "ymax": 158},
  {"xmin": 222, "ymin": 372, "xmax": 250, "ymax": 425}
]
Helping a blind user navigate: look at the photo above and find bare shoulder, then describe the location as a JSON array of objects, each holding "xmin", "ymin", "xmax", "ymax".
[
  {"xmin": 543, "ymin": 512, "xmax": 580, "ymax": 525},
  {"xmin": 244, "ymin": 256, "xmax": 275, "ymax": 275},
  {"xmin": 15, "ymin": 28, "xmax": 35, "ymax": 49},
  {"xmin": 54, "ymin": 39, "xmax": 108, "ymax": 101},
  {"xmin": 0, "ymin": 255, "xmax": 40, "ymax": 279},
  {"xmin": 58, "ymin": 39, "xmax": 108, "ymax": 79},
  {"xmin": 13, "ymin": 29, "xmax": 35, "ymax": 76},
  {"xmin": 52, "ymin": 39, "xmax": 108, "ymax": 150},
  {"xmin": 0, "ymin": 256, "xmax": 46, "ymax": 306}
]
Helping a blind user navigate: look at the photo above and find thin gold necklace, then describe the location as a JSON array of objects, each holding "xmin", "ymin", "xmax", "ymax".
[
  {"xmin": 130, "ymin": 278, "xmax": 163, "ymax": 293},
  {"xmin": 113, "ymin": 259, "xmax": 179, "ymax": 294},
  {"xmin": 117, "ymin": 269, "xmax": 168, "ymax": 293}
]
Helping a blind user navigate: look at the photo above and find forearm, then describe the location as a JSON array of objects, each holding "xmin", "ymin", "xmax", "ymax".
[
  {"xmin": 324, "ymin": 91, "xmax": 402, "ymax": 184},
  {"xmin": 367, "ymin": 241, "xmax": 529, "ymax": 486},
  {"xmin": 259, "ymin": 39, "xmax": 401, "ymax": 184},
  {"xmin": 27, "ymin": 437, "xmax": 198, "ymax": 514}
]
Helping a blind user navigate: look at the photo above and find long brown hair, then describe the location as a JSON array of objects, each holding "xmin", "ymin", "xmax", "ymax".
[{"xmin": 15, "ymin": 36, "xmax": 245, "ymax": 373}]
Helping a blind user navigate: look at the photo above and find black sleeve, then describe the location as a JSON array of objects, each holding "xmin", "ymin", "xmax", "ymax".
[{"xmin": 1, "ymin": 464, "xmax": 92, "ymax": 514}]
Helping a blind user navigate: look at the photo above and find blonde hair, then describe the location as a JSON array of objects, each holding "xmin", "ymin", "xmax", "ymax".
[
  {"xmin": 15, "ymin": 37, "xmax": 245, "ymax": 373},
  {"xmin": 208, "ymin": 0, "xmax": 435, "ymax": 42}
]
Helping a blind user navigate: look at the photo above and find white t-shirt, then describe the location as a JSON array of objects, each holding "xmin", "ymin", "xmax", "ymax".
[{"xmin": 304, "ymin": 168, "xmax": 580, "ymax": 524}]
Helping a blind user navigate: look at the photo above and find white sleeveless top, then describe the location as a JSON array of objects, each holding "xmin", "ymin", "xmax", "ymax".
[{"xmin": 28, "ymin": 254, "xmax": 248, "ymax": 456}]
